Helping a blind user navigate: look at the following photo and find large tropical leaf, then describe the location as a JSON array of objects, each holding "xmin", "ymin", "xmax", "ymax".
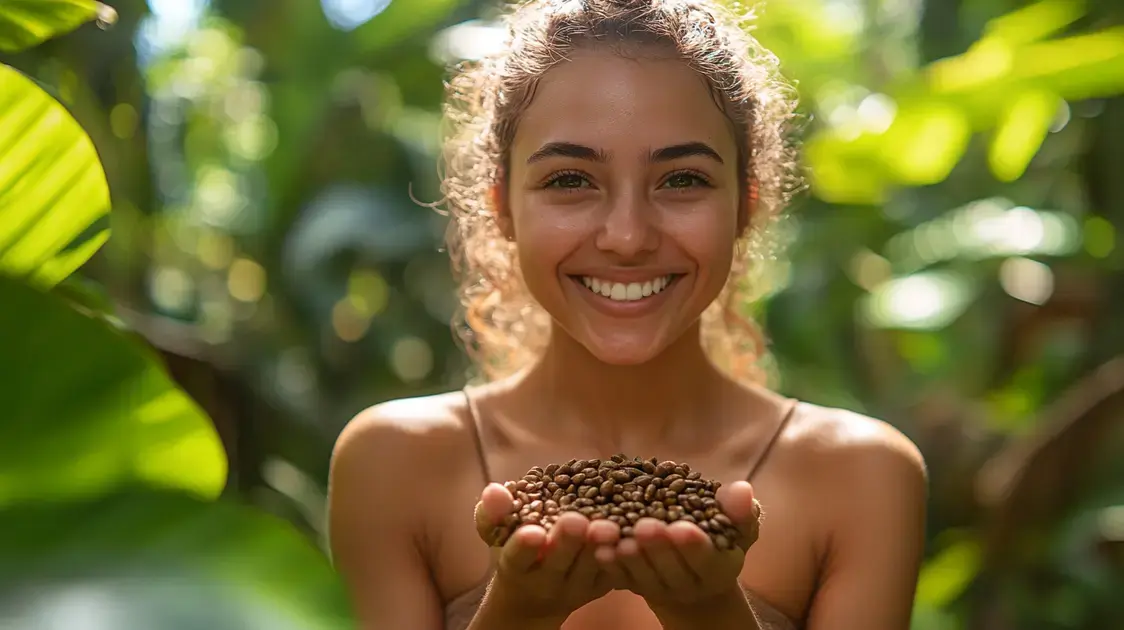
[
  {"xmin": 0, "ymin": 0, "xmax": 109, "ymax": 53},
  {"xmin": 0, "ymin": 276, "xmax": 228, "ymax": 507},
  {"xmin": 0, "ymin": 63, "xmax": 111, "ymax": 288},
  {"xmin": 0, "ymin": 489, "xmax": 354, "ymax": 629}
]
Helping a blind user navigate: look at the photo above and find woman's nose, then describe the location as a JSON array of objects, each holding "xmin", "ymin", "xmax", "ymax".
[{"xmin": 594, "ymin": 190, "xmax": 658, "ymax": 258}]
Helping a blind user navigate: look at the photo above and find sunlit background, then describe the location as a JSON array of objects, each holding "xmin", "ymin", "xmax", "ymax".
[{"xmin": 1, "ymin": 0, "xmax": 1123, "ymax": 628}]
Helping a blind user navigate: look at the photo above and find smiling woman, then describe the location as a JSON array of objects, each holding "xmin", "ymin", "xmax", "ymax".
[{"xmin": 327, "ymin": 1, "xmax": 928, "ymax": 630}]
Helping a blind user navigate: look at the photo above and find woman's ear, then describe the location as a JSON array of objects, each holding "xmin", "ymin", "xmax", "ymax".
[
  {"xmin": 738, "ymin": 178, "xmax": 759, "ymax": 234},
  {"xmin": 492, "ymin": 182, "xmax": 515, "ymax": 241}
]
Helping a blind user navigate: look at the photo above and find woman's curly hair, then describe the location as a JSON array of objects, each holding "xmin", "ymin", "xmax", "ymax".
[{"xmin": 441, "ymin": 0, "xmax": 801, "ymax": 384}]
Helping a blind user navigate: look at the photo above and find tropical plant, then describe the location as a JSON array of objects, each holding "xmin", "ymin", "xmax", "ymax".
[{"xmin": 0, "ymin": 3, "xmax": 352, "ymax": 627}]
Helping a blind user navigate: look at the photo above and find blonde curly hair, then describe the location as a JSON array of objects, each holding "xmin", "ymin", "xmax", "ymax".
[{"xmin": 441, "ymin": 0, "xmax": 800, "ymax": 385}]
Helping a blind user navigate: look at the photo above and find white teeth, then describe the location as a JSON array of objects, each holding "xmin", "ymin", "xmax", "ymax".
[{"xmin": 577, "ymin": 275, "xmax": 675, "ymax": 302}]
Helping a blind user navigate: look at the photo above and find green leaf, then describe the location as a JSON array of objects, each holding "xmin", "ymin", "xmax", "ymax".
[
  {"xmin": 0, "ymin": 489, "xmax": 354, "ymax": 629},
  {"xmin": 914, "ymin": 538, "xmax": 982, "ymax": 608},
  {"xmin": 0, "ymin": 276, "xmax": 228, "ymax": 507},
  {"xmin": 0, "ymin": 0, "xmax": 104, "ymax": 53},
  {"xmin": 354, "ymin": 0, "xmax": 461, "ymax": 56},
  {"xmin": 0, "ymin": 64, "xmax": 111, "ymax": 287}
]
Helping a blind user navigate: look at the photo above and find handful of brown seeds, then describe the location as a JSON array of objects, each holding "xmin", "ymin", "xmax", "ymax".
[{"xmin": 493, "ymin": 453, "xmax": 743, "ymax": 551}]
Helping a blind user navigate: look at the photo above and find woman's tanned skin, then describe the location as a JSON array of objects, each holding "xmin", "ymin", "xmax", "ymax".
[{"xmin": 328, "ymin": 4, "xmax": 927, "ymax": 630}]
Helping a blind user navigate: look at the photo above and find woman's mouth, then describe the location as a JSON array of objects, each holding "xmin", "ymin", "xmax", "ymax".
[{"xmin": 571, "ymin": 274, "xmax": 682, "ymax": 302}]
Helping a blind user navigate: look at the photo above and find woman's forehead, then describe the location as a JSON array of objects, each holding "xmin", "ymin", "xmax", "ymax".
[{"xmin": 511, "ymin": 53, "xmax": 736, "ymax": 159}]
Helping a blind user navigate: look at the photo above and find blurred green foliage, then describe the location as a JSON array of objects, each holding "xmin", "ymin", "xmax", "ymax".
[
  {"xmin": 1, "ymin": 0, "xmax": 1124, "ymax": 628},
  {"xmin": 0, "ymin": 3, "xmax": 352, "ymax": 628}
]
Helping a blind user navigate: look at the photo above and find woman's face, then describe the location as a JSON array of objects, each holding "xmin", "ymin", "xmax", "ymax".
[{"xmin": 506, "ymin": 49, "xmax": 742, "ymax": 365}]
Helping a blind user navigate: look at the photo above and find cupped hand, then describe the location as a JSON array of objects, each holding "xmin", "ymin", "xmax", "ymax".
[
  {"xmin": 594, "ymin": 480, "xmax": 761, "ymax": 610},
  {"xmin": 474, "ymin": 482, "xmax": 623, "ymax": 621}
]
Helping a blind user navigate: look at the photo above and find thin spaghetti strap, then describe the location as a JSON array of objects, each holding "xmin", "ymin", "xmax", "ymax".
[
  {"xmin": 462, "ymin": 389, "xmax": 495, "ymax": 484},
  {"xmin": 746, "ymin": 398, "xmax": 798, "ymax": 482}
]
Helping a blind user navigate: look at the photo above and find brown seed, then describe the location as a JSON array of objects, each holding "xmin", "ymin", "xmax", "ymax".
[
  {"xmin": 687, "ymin": 471, "xmax": 702, "ymax": 480},
  {"xmin": 504, "ymin": 480, "xmax": 518, "ymax": 493},
  {"xmin": 668, "ymin": 479, "xmax": 687, "ymax": 493},
  {"xmin": 714, "ymin": 534, "xmax": 731, "ymax": 550},
  {"xmin": 644, "ymin": 485, "xmax": 657, "ymax": 502},
  {"xmin": 652, "ymin": 507, "xmax": 667, "ymax": 520},
  {"xmin": 512, "ymin": 499, "xmax": 524, "ymax": 511},
  {"xmin": 642, "ymin": 460, "xmax": 657, "ymax": 474},
  {"xmin": 609, "ymin": 506, "xmax": 624, "ymax": 516},
  {"xmin": 600, "ymin": 480, "xmax": 616, "ymax": 497},
  {"xmin": 612, "ymin": 494, "xmax": 625, "ymax": 504},
  {"xmin": 559, "ymin": 495, "xmax": 573, "ymax": 506},
  {"xmin": 529, "ymin": 500, "xmax": 543, "ymax": 511},
  {"xmin": 554, "ymin": 474, "xmax": 571, "ymax": 486},
  {"xmin": 713, "ymin": 514, "xmax": 733, "ymax": 527},
  {"xmin": 657, "ymin": 461, "xmax": 676, "ymax": 476},
  {"xmin": 679, "ymin": 514, "xmax": 696, "ymax": 524},
  {"xmin": 583, "ymin": 486, "xmax": 599, "ymax": 499},
  {"xmin": 579, "ymin": 506, "xmax": 595, "ymax": 516},
  {"xmin": 611, "ymin": 454, "xmax": 626, "ymax": 463},
  {"xmin": 595, "ymin": 495, "xmax": 607, "ymax": 504},
  {"xmin": 588, "ymin": 459, "xmax": 601, "ymax": 468},
  {"xmin": 673, "ymin": 466, "xmax": 686, "ymax": 476},
  {"xmin": 611, "ymin": 470, "xmax": 631, "ymax": 483},
  {"xmin": 621, "ymin": 525, "xmax": 634, "ymax": 537},
  {"xmin": 634, "ymin": 475, "xmax": 654, "ymax": 487},
  {"xmin": 587, "ymin": 475, "xmax": 603, "ymax": 486},
  {"xmin": 557, "ymin": 464, "xmax": 573, "ymax": 476},
  {"xmin": 570, "ymin": 472, "xmax": 585, "ymax": 485},
  {"xmin": 626, "ymin": 512, "xmax": 640, "ymax": 523},
  {"xmin": 576, "ymin": 498, "xmax": 595, "ymax": 508},
  {"xmin": 693, "ymin": 510, "xmax": 706, "ymax": 521},
  {"xmin": 574, "ymin": 460, "xmax": 587, "ymax": 471},
  {"xmin": 516, "ymin": 479, "xmax": 529, "ymax": 491},
  {"xmin": 545, "ymin": 463, "xmax": 559, "ymax": 476}
]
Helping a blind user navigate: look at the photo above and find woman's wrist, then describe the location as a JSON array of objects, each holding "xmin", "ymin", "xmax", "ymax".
[
  {"xmin": 468, "ymin": 582, "xmax": 569, "ymax": 630},
  {"xmin": 647, "ymin": 587, "xmax": 761, "ymax": 630}
]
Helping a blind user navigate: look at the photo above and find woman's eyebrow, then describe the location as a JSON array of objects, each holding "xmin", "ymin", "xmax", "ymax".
[
  {"xmin": 526, "ymin": 141, "xmax": 724, "ymax": 164},
  {"xmin": 650, "ymin": 142, "xmax": 724, "ymax": 164},
  {"xmin": 526, "ymin": 142, "xmax": 608, "ymax": 164}
]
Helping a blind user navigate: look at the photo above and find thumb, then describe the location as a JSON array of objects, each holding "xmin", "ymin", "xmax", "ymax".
[
  {"xmin": 716, "ymin": 481, "xmax": 761, "ymax": 550},
  {"xmin": 475, "ymin": 482, "xmax": 515, "ymax": 545}
]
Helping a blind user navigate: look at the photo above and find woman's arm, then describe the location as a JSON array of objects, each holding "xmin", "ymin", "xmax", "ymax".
[
  {"xmin": 328, "ymin": 407, "xmax": 447, "ymax": 630},
  {"xmin": 804, "ymin": 423, "xmax": 929, "ymax": 630}
]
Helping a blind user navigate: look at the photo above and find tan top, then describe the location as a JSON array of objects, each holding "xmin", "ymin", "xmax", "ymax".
[{"xmin": 444, "ymin": 391, "xmax": 802, "ymax": 630}]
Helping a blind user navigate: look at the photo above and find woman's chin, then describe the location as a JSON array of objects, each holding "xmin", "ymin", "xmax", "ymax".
[{"xmin": 582, "ymin": 337, "xmax": 669, "ymax": 367}]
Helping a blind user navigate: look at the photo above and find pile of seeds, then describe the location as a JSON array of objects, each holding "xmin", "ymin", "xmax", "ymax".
[{"xmin": 492, "ymin": 453, "xmax": 742, "ymax": 550}]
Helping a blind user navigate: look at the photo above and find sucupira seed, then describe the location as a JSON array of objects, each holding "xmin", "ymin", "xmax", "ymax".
[{"xmin": 491, "ymin": 454, "xmax": 744, "ymax": 550}]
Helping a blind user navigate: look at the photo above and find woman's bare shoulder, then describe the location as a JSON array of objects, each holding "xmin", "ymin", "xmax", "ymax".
[
  {"xmin": 784, "ymin": 402, "xmax": 927, "ymax": 486},
  {"xmin": 331, "ymin": 391, "xmax": 480, "ymax": 485}
]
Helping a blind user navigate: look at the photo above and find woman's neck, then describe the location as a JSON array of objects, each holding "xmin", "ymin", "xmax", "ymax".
[{"xmin": 517, "ymin": 322, "xmax": 734, "ymax": 452}]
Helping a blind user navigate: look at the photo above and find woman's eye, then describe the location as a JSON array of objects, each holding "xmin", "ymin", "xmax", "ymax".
[
  {"xmin": 663, "ymin": 172, "xmax": 708, "ymax": 189},
  {"xmin": 545, "ymin": 173, "xmax": 589, "ymax": 189}
]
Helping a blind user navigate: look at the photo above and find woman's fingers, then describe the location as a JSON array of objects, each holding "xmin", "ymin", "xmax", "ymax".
[
  {"xmin": 498, "ymin": 523, "xmax": 547, "ymax": 573},
  {"xmin": 616, "ymin": 536, "xmax": 666, "ymax": 595},
  {"xmin": 475, "ymin": 483, "xmax": 515, "ymax": 544},
  {"xmin": 635, "ymin": 518, "xmax": 697, "ymax": 590},
  {"xmin": 540, "ymin": 512, "xmax": 589, "ymax": 575},
  {"xmin": 716, "ymin": 481, "xmax": 762, "ymax": 551}
]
